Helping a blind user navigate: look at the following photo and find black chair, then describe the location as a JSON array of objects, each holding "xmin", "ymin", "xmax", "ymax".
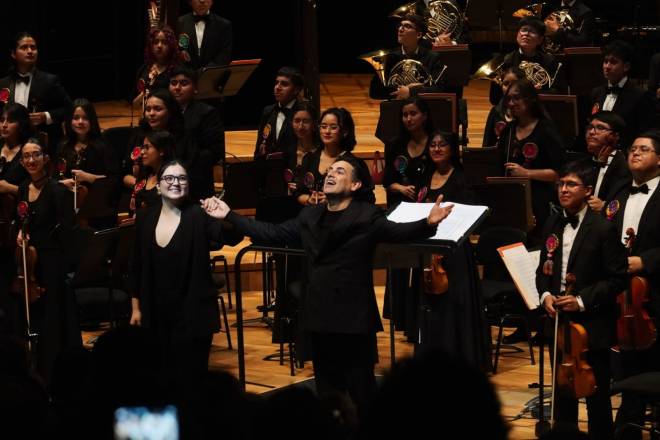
[
  {"xmin": 475, "ymin": 226, "xmax": 535, "ymax": 373},
  {"xmin": 210, "ymin": 254, "xmax": 233, "ymax": 350},
  {"xmin": 612, "ymin": 372, "xmax": 660, "ymax": 439},
  {"xmin": 102, "ymin": 126, "xmax": 133, "ymax": 161}
]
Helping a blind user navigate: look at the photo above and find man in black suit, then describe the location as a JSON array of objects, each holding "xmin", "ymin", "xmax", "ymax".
[
  {"xmin": 204, "ymin": 154, "xmax": 454, "ymax": 415},
  {"xmin": 0, "ymin": 32, "xmax": 71, "ymax": 151},
  {"xmin": 584, "ymin": 111, "xmax": 631, "ymax": 213},
  {"xmin": 545, "ymin": 0, "xmax": 596, "ymax": 49},
  {"xmin": 589, "ymin": 40, "xmax": 654, "ymax": 149},
  {"xmin": 177, "ymin": 0, "xmax": 232, "ymax": 70},
  {"xmin": 611, "ymin": 131, "xmax": 660, "ymax": 440},
  {"xmin": 168, "ymin": 65, "xmax": 223, "ymax": 198},
  {"xmin": 537, "ymin": 160, "xmax": 627, "ymax": 440}
]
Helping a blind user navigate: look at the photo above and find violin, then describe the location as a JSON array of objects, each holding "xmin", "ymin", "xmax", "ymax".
[
  {"xmin": 0, "ymin": 157, "xmax": 16, "ymax": 247},
  {"xmin": 550, "ymin": 273, "xmax": 597, "ymax": 426},
  {"xmin": 616, "ymin": 228, "xmax": 657, "ymax": 350},
  {"xmin": 11, "ymin": 201, "xmax": 45, "ymax": 304}
]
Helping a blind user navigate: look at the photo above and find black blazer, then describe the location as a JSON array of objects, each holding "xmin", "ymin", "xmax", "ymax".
[
  {"xmin": 0, "ymin": 69, "xmax": 72, "ymax": 150},
  {"xmin": 594, "ymin": 150, "xmax": 631, "ymax": 203},
  {"xmin": 590, "ymin": 80, "xmax": 654, "ymax": 147},
  {"xmin": 177, "ymin": 13, "xmax": 232, "ymax": 69},
  {"xmin": 610, "ymin": 182, "xmax": 660, "ymax": 320},
  {"xmin": 536, "ymin": 209, "xmax": 628, "ymax": 349},
  {"xmin": 226, "ymin": 201, "xmax": 437, "ymax": 335},
  {"xmin": 129, "ymin": 203, "xmax": 241, "ymax": 337},
  {"xmin": 253, "ymin": 102, "xmax": 298, "ymax": 162}
]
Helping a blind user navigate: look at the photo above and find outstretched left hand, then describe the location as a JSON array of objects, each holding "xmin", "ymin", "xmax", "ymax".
[
  {"xmin": 427, "ymin": 194, "xmax": 453, "ymax": 226},
  {"xmin": 201, "ymin": 196, "xmax": 231, "ymax": 219}
]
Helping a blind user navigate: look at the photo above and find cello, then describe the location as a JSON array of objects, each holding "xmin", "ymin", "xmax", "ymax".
[
  {"xmin": 550, "ymin": 273, "xmax": 597, "ymax": 427},
  {"xmin": 617, "ymin": 228, "xmax": 657, "ymax": 350}
]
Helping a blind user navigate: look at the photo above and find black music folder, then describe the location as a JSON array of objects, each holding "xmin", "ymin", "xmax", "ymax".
[{"xmin": 197, "ymin": 59, "xmax": 262, "ymax": 100}]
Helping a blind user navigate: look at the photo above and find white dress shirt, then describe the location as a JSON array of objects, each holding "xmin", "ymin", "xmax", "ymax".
[
  {"xmin": 14, "ymin": 71, "xmax": 52, "ymax": 125},
  {"xmin": 594, "ymin": 151, "xmax": 616, "ymax": 198},
  {"xmin": 194, "ymin": 15, "xmax": 209, "ymax": 56},
  {"xmin": 621, "ymin": 175, "xmax": 660, "ymax": 244},
  {"xmin": 276, "ymin": 99, "xmax": 296, "ymax": 139},
  {"xmin": 603, "ymin": 77, "xmax": 627, "ymax": 112}
]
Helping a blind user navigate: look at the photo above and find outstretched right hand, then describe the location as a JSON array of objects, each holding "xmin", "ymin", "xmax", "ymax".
[{"xmin": 201, "ymin": 196, "xmax": 231, "ymax": 219}]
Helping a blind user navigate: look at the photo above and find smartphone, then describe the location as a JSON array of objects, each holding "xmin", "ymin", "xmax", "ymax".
[{"xmin": 113, "ymin": 405, "xmax": 179, "ymax": 440}]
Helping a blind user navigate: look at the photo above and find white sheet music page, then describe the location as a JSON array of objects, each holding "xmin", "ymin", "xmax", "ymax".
[
  {"xmin": 497, "ymin": 243, "xmax": 541, "ymax": 310},
  {"xmin": 387, "ymin": 201, "xmax": 488, "ymax": 242}
]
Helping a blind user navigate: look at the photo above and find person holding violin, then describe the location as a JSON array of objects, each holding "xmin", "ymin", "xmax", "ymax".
[
  {"xmin": 537, "ymin": 160, "xmax": 627, "ymax": 439},
  {"xmin": 609, "ymin": 131, "xmax": 660, "ymax": 440},
  {"xmin": 16, "ymin": 139, "xmax": 80, "ymax": 384}
]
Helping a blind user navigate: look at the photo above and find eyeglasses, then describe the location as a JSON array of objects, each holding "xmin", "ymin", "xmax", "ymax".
[
  {"xmin": 519, "ymin": 26, "xmax": 539, "ymax": 36},
  {"xmin": 429, "ymin": 141, "xmax": 450, "ymax": 149},
  {"xmin": 169, "ymin": 79, "xmax": 192, "ymax": 87},
  {"xmin": 398, "ymin": 22, "xmax": 418, "ymax": 31},
  {"xmin": 555, "ymin": 181, "xmax": 584, "ymax": 189},
  {"xmin": 161, "ymin": 175, "xmax": 188, "ymax": 185},
  {"xmin": 585, "ymin": 124, "xmax": 613, "ymax": 134},
  {"xmin": 628, "ymin": 145, "xmax": 657, "ymax": 155},
  {"xmin": 319, "ymin": 124, "xmax": 340, "ymax": 132},
  {"xmin": 21, "ymin": 151, "xmax": 43, "ymax": 161}
]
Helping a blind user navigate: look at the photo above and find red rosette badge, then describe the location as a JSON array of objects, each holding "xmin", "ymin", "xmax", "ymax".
[
  {"xmin": 303, "ymin": 172, "xmax": 315, "ymax": 190},
  {"xmin": 133, "ymin": 180, "xmax": 146, "ymax": 194},
  {"xmin": 137, "ymin": 79, "xmax": 146, "ymax": 94},
  {"xmin": 56, "ymin": 158, "xmax": 67, "ymax": 177},
  {"xmin": 543, "ymin": 233, "xmax": 559, "ymax": 276},
  {"xmin": 605, "ymin": 200, "xmax": 620, "ymax": 221},
  {"xmin": 131, "ymin": 146, "xmax": 142, "ymax": 162},
  {"xmin": 17, "ymin": 201, "xmax": 29, "ymax": 219},
  {"xmin": 417, "ymin": 186, "xmax": 428, "ymax": 203},
  {"xmin": 522, "ymin": 142, "xmax": 539, "ymax": 168},
  {"xmin": 494, "ymin": 120, "xmax": 507, "ymax": 139},
  {"xmin": 0, "ymin": 88, "xmax": 9, "ymax": 104}
]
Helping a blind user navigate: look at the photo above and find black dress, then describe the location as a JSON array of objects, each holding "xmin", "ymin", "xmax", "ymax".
[
  {"xmin": 17, "ymin": 179, "xmax": 81, "ymax": 384},
  {"xmin": 482, "ymin": 101, "xmax": 508, "ymax": 147},
  {"xmin": 383, "ymin": 139, "xmax": 430, "ymax": 209},
  {"xmin": 415, "ymin": 168, "xmax": 490, "ymax": 372}
]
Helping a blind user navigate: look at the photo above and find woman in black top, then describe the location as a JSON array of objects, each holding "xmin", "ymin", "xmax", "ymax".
[
  {"xmin": 16, "ymin": 139, "xmax": 80, "ymax": 384},
  {"xmin": 132, "ymin": 130, "xmax": 175, "ymax": 215},
  {"xmin": 57, "ymin": 99, "xmax": 120, "ymax": 229},
  {"xmin": 483, "ymin": 67, "xmax": 524, "ymax": 147}
]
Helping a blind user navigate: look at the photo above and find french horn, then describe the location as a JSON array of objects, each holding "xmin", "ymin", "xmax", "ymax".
[
  {"xmin": 387, "ymin": 59, "xmax": 444, "ymax": 88},
  {"xmin": 390, "ymin": 0, "xmax": 464, "ymax": 42},
  {"xmin": 543, "ymin": 9, "xmax": 575, "ymax": 54},
  {"xmin": 472, "ymin": 57, "xmax": 562, "ymax": 90}
]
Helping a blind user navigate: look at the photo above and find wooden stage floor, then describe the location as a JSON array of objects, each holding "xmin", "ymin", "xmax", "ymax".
[{"xmin": 89, "ymin": 75, "xmax": 621, "ymax": 439}]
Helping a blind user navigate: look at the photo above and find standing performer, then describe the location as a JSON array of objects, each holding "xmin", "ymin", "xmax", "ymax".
[
  {"xmin": 203, "ymin": 154, "xmax": 453, "ymax": 416},
  {"xmin": 537, "ymin": 161, "xmax": 627, "ymax": 440},
  {"xmin": 177, "ymin": 0, "xmax": 232, "ymax": 70}
]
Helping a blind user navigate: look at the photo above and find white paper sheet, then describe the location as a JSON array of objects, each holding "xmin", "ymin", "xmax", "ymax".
[{"xmin": 497, "ymin": 243, "xmax": 541, "ymax": 310}]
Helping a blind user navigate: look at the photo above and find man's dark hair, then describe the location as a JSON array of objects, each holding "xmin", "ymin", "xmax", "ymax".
[
  {"xmin": 332, "ymin": 153, "xmax": 375, "ymax": 203},
  {"xmin": 602, "ymin": 40, "xmax": 634, "ymax": 64},
  {"xmin": 170, "ymin": 65, "xmax": 198, "ymax": 86},
  {"xmin": 518, "ymin": 16, "xmax": 546, "ymax": 37},
  {"xmin": 559, "ymin": 160, "xmax": 597, "ymax": 188},
  {"xmin": 276, "ymin": 66, "xmax": 304, "ymax": 90},
  {"xmin": 12, "ymin": 31, "xmax": 37, "ymax": 51},
  {"xmin": 589, "ymin": 111, "xmax": 626, "ymax": 137},
  {"xmin": 634, "ymin": 130, "xmax": 660, "ymax": 154},
  {"xmin": 401, "ymin": 14, "xmax": 427, "ymax": 36}
]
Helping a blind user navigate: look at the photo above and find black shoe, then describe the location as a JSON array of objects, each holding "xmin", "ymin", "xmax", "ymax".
[{"xmin": 501, "ymin": 328, "xmax": 527, "ymax": 344}]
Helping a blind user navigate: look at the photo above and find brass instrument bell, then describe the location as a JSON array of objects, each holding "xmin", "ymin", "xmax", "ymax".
[
  {"xmin": 472, "ymin": 56, "xmax": 505, "ymax": 84},
  {"xmin": 358, "ymin": 49, "xmax": 392, "ymax": 86},
  {"xmin": 389, "ymin": 1, "xmax": 420, "ymax": 18}
]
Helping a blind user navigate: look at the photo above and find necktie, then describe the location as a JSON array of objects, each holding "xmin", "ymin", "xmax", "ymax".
[
  {"xmin": 278, "ymin": 106, "xmax": 292, "ymax": 118},
  {"xmin": 14, "ymin": 74, "xmax": 30, "ymax": 86},
  {"xmin": 560, "ymin": 213, "xmax": 579, "ymax": 229},
  {"xmin": 193, "ymin": 14, "xmax": 208, "ymax": 23},
  {"xmin": 630, "ymin": 184, "xmax": 649, "ymax": 195},
  {"xmin": 606, "ymin": 85, "xmax": 621, "ymax": 95}
]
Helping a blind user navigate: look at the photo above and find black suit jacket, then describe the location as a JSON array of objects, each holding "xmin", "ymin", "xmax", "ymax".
[
  {"xmin": 253, "ymin": 102, "xmax": 298, "ymax": 162},
  {"xmin": 183, "ymin": 100, "xmax": 224, "ymax": 197},
  {"xmin": 178, "ymin": 13, "xmax": 232, "ymax": 70},
  {"xmin": 226, "ymin": 201, "xmax": 437, "ymax": 334},
  {"xmin": 610, "ymin": 183, "xmax": 660, "ymax": 321},
  {"xmin": 595, "ymin": 150, "xmax": 631, "ymax": 202},
  {"xmin": 548, "ymin": 0, "xmax": 596, "ymax": 48},
  {"xmin": 0, "ymin": 69, "xmax": 72, "ymax": 150},
  {"xmin": 590, "ymin": 80, "xmax": 654, "ymax": 148},
  {"xmin": 536, "ymin": 209, "xmax": 628, "ymax": 349}
]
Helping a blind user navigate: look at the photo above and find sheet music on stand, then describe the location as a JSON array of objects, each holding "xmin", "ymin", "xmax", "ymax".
[
  {"xmin": 387, "ymin": 201, "xmax": 488, "ymax": 243},
  {"xmin": 497, "ymin": 242, "xmax": 541, "ymax": 310}
]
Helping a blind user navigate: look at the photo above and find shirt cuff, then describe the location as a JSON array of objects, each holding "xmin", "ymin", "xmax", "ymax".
[
  {"xmin": 540, "ymin": 291, "xmax": 552, "ymax": 305},
  {"xmin": 45, "ymin": 112, "xmax": 53, "ymax": 125},
  {"xmin": 576, "ymin": 295, "xmax": 586, "ymax": 312}
]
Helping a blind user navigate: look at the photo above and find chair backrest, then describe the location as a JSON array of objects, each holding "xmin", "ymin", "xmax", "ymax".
[
  {"xmin": 462, "ymin": 146, "xmax": 501, "ymax": 186},
  {"xmin": 476, "ymin": 226, "xmax": 527, "ymax": 282},
  {"xmin": 539, "ymin": 94, "xmax": 579, "ymax": 149},
  {"xmin": 71, "ymin": 226, "xmax": 119, "ymax": 288},
  {"xmin": 103, "ymin": 126, "xmax": 133, "ymax": 163}
]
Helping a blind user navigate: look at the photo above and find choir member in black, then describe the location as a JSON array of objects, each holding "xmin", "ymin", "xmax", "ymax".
[
  {"xmin": 537, "ymin": 161, "xmax": 627, "ymax": 440},
  {"xmin": 16, "ymin": 139, "xmax": 81, "ymax": 384},
  {"xmin": 129, "ymin": 159, "xmax": 241, "ymax": 426},
  {"xmin": 177, "ymin": 0, "xmax": 232, "ymax": 70},
  {"xmin": 497, "ymin": 79, "xmax": 566, "ymax": 241},
  {"xmin": 483, "ymin": 66, "xmax": 524, "ymax": 147},
  {"xmin": 168, "ymin": 66, "xmax": 222, "ymax": 198},
  {"xmin": 133, "ymin": 25, "xmax": 181, "ymax": 110},
  {"xmin": 544, "ymin": 0, "xmax": 596, "ymax": 50},
  {"xmin": 131, "ymin": 130, "xmax": 175, "ymax": 214},
  {"xmin": 490, "ymin": 17, "xmax": 565, "ymax": 105},
  {"xmin": 0, "ymin": 103, "xmax": 31, "ymax": 337},
  {"xmin": 0, "ymin": 32, "xmax": 72, "ymax": 151},
  {"xmin": 383, "ymin": 96, "xmax": 433, "ymax": 208},
  {"xmin": 295, "ymin": 107, "xmax": 375, "ymax": 206},
  {"xmin": 287, "ymin": 101, "xmax": 320, "ymax": 196},
  {"xmin": 584, "ymin": 111, "xmax": 631, "ymax": 213},
  {"xmin": 415, "ymin": 130, "xmax": 490, "ymax": 371},
  {"xmin": 611, "ymin": 131, "xmax": 660, "ymax": 440},
  {"xmin": 589, "ymin": 41, "xmax": 654, "ymax": 149},
  {"xmin": 202, "ymin": 154, "xmax": 454, "ymax": 416},
  {"xmin": 56, "ymin": 99, "xmax": 120, "ymax": 229},
  {"xmin": 369, "ymin": 14, "xmax": 445, "ymax": 101}
]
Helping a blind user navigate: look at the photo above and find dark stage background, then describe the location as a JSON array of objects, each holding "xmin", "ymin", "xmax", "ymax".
[{"xmin": 1, "ymin": 0, "xmax": 658, "ymax": 129}]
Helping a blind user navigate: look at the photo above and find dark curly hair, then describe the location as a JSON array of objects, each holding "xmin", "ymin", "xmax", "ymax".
[{"xmin": 144, "ymin": 24, "xmax": 181, "ymax": 67}]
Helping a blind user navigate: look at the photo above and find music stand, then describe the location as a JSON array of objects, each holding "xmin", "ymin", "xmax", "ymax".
[
  {"xmin": 431, "ymin": 45, "xmax": 471, "ymax": 88},
  {"xmin": 475, "ymin": 177, "xmax": 534, "ymax": 232},
  {"xmin": 563, "ymin": 47, "xmax": 603, "ymax": 96},
  {"xmin": 196, "ymin": 59, "xmax": 262, "ymax": 101},
  {"xmin": 539, "ymin": 94, "xmax": 579, "ymax": 149},
  {"xmin": 461, "ymin": 146, "xmax": 501, "ymax": 186}
]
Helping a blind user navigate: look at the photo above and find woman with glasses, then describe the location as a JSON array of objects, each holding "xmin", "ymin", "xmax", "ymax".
[
  {"xmin": 497, "ymin": 78, "xmax": 566, "ymax": 242},
  {"xmin": 16, "ymin": 138, "xmax": 80, "ymax": 384},
  {"xmin": 129, "ymin": 159, "xmax": 241, "ymax": 412}
]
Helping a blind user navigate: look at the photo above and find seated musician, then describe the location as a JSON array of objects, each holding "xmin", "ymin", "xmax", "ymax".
[
  {"xmin": 483, "ymin": 66, "xmax": 524, "ymax": 147},
  {"xmin": 132, "ymin": 130, "xmax": 175, "ymax": 214},
  {"xmin": 369, "ymin": 14, "xmax": 445, "ymax": 101},
  {"xmin": 537, "ymin": 160, "xmax": 627, "ymax": 440},
  {"xmin": 610, "ymin": 131, "xmax": 660, "ymax": 439},
  {"xmin": 57, "ymin": 98, "xmax": 120, "ymax": 229},
  {"xmin": 584, "ymin": 111, "xmax": 631, "ymax": 213},
  {"xmin": 497, "ymin": 79, "xmax": 566, "ymax": 242},
  {"xmin": 490, "ymin": 17, "xmax": 566, "ymax": 105},
  {"xmin": 0, "ymin": 104, "xmax": 32, "ymax": 197},
  {"xmin": 290, "ymin": 101, "xmax": 320, "ymax": 171},
  {"xmin": 544, "ymin": 0, "xmax": 596, "ymax": 50},
  {"xmin": 589, "ymin": 40, "xmax": 654, "ymax": 149},
  {"xmin": 0, "ymin": 32, "xmax": 72, "ymax": 151},
  {"xmin": 16, "ymin": 139, "xmax": 81, "ymax": 384}
]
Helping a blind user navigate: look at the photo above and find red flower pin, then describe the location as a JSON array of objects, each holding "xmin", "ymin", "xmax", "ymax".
[
  {"xmin": 0, "ymin": 88, "xmax": 9, "ymax": 104},
  {"xmin": 17, "ymin": 201, "xmax": 29, "ymax": 219},
  {"xmin": 131, "ymin": 146, "xmax": 142, "ymax": 161}
]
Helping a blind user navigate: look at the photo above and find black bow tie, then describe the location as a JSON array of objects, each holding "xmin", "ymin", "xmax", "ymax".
[
  {"xmin": 277, "ymin": 106, "xmax": 292, "ymax": 118},
  {"xmin": 193, "ymin": 14, "xmax": 209, "ymax": 23},
  {"xmin": 592, "ymin": 158, "xmax": 608, "ymax": 168},
  {"xmin": 14, "ymin": 73, "xmax": 30, "ymax": 86},
  {"xmin": 606, "ymin": 85, "xmax": 621, "ymax": 95},
  {"xmin": 560, "ymin": 213, "xmax": 580, "ymax": 229},
  {"xmin": 630, "ymin": 183, "xmax": 649, "ymax": 195}
]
